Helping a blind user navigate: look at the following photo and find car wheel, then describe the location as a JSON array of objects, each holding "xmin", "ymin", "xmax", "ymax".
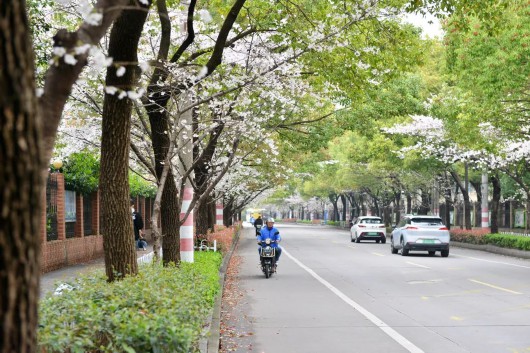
[
  {"xmin": 355, "ymin": 237, "xmax": 360, "ymax": 243},
  {"xmin": 376, "ymin": 239, "xmax": 380, "ymax": 243},
  {"xmin": 391, "ymin": 240, "xmax": 398, "ymax": 254},
  {"xmin": 381, "ymin": 238, "xmax": 386, "ymax": 244},
  {"xmin": 441, "ymin": 249, "xmax": 449, "ymax": 257},
  {"xmin": 350, "ymin": 235, "xmax": 354, "ymax": 243},
  {"xmin": 400, "ymin": 238, "xmax": 409, "ymax": 256},
  {"xmin": 428, "ymin": 251, "xmax": 435, "ymax": 256}
]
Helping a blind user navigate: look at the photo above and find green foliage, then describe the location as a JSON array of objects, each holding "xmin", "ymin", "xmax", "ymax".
[
  {"xmin": 451, "ymin": 229, "xmax": 530, "ymax": 251},
  {"xmin": 484, "ymin": 234, "xmax": 530, "ymax": 251},
  {"xmin": 62, "ymin": 151, "xmax": 100, "ymax": 195},
  {"xmin": 39, "ymin": 252, "xmax": 222, "ymax": 353},
  {"xmin": 129, "ymin": 173, "xmax": 157, "ymax": 198}
]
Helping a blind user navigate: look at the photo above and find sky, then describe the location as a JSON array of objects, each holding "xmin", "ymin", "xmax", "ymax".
[{"xmin": 403, "ymin": 12, "xmax": 444, "ymax": 39}]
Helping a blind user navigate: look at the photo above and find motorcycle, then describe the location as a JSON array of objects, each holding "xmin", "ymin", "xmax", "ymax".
[
  {"xmin": 259, "ymin": 238, "xmax": 277, "ymax": 278},
  {"xmin": 255, "ymin": 224, "xmax": 262, "ymax": 236}
]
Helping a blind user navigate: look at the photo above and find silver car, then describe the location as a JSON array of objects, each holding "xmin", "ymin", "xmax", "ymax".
[{"xmin": 390, "ymin": 215, "xmax": 450, "ymax": 257}]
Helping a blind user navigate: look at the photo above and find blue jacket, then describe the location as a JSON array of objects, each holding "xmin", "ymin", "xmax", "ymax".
[{"xmin": 258, "ymin": 226, "xmax": 281, "ymax": 248}]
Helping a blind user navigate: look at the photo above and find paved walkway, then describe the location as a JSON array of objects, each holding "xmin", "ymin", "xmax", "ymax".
[{"xmin": 40, "ymin": 245, "xmax": 154, "ymax": 298}]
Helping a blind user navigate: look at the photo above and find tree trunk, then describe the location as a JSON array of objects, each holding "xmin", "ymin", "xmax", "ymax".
[
  {"xmin": 450, "ymin": 170, "xmax": 472, "ymax": 230},
  {"xmin": 490, "ymin": 174, "xmax": 501, "ymax": 234},
  {"xmin": 100, "ymin": 1, "xmax": 151, "ymax": 281},
  {"xmin": 196, "ymin": 195, "xmax": 214, "ymax": 237},
  {"xmin": 406, "ymin": 193, "xmax": 412, "ymax": 214},
  {"xmin": 340, "ymin": 194, "xmax": 347, "ymax": 222},
  {"xmin": 418, "ymin": 189, "xmax": 431, "ymax": 215},
  {"xmin": 0, "ymin": 3, "xmax": 43, "ymax": 351},
  {"xmin": 394, "ymin": 192, "xmax": 401, "ymax": 225},
  {"xmin": 444, "ymin": 185, "xmax": 452, "ymax": 230}
]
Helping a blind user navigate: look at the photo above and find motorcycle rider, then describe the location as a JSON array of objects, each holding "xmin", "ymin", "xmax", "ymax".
[
  {"xmin": 253, "ymin": 215, "xmax": 264, "ymax": 236},
  {"xmin": 257, "ymin": 218, "xmax": 282, "ymax": 266}
]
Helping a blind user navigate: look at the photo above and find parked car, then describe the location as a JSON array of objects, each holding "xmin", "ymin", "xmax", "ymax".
[
  {"xmin": 350, "ymin": 216, "xmax": 386, "ymax": 243},
  {"xmin": 390, "ymin": 215, "xmax": 450, "ymax": 257}
]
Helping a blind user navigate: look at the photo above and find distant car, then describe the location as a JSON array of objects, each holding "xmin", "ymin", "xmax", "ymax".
[
  {"xmin": 390, "ymin": 215, "xmax": 450, "ymax": 257},
  {"xmin": 350, "ymin": 216, "xmax": 386, "ymax": 243}
]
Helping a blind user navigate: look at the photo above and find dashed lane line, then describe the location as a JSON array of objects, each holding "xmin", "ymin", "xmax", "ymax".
[
  {"xmin": 406, "ymin": 262, "xmax": 431, "ymax": 269},
  {"xmin": 283, "ymin": 248, "xmax": 425, "ymax": 353},
  {"xmin": 469, "ymin": 279, "xmax": 522, "ymax": 295}
]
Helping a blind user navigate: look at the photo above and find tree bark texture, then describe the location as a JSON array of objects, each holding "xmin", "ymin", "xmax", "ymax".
[
  {"xmin": 100, "ymin": 0, "xmax": 150, "ymax": 281},
  {"xmin": 147, "ymin": 109, "xmax": 181, "ymax": 265},
  {"xmin": 490, "ymin": 174, "xmax": 501, "ymax": 234},
  {"xmin": 450, "ymin": 170, "xmax": 472, "ymax": 230},
  {"xmin": 0, "ymin": 2, "xmax": 43, "ymax": 352}
]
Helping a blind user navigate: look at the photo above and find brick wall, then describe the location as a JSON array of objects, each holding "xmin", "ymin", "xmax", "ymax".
[
  {"xmin": 41, "ymin": 173, "xmax": 152, "ymax": 274},
  {"xmin": 41, "ymin": 236, "xmax": 104, "ymax": 273}
]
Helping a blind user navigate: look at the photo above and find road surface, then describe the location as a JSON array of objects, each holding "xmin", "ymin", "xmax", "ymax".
[{"xmin": 220, "ymin": 223, "xmax": 530, "ymax": 353}]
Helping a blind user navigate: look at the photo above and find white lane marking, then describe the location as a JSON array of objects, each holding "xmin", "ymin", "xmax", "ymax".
[
  {"xmin": 283, "ymin": 248, "xmax": 424, "ymax": 353},
  {"xmin": 469, "ymin": 279, "xmax": 522, "ymax": 295},
  {"xmin": 452, "ymin": 253, "xmax": 530, "ymax": 269},
  {"xmin": 406, "ymin": 262, "xmax": 431, "ymax": 269},
  {"xmin": 372, "ymin": 252, "xmax": 385, "ymax": 257}
]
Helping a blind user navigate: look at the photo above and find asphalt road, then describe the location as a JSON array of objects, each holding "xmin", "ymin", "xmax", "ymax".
[{"xmin": 225, "ymin": 222, "xmax": 530, "ymax": 353}]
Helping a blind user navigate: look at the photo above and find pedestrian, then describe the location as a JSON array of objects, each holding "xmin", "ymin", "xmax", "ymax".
[{"xmin": 131, "ymin": 201, "xmax": 146, "ymax": 250}]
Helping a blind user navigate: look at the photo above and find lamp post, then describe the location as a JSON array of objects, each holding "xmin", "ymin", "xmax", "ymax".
[{"xmin": 51, "ymin": 159, "xmax": 63, "ymax": 171}]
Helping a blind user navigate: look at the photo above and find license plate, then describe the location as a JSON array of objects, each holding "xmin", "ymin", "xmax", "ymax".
[
  {"xmin": 367, "ymin": 232, "xmax": 380, "ymax": 236},
  {"xmin": 422, "ymin": 239, "xmax": 435, "ymax": 244}
]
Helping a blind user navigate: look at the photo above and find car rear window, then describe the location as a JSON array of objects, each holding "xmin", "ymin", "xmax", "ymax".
[
  {"xmin": 411, "ymin": 218, "xmax": 443, "ymax": 225},
  {"xmin": 361, "ymin": 218, "xmax": 382, "ymax": 224}
]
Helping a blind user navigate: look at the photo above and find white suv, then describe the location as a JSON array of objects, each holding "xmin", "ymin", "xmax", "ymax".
[
  {"xmin": 390, "ymin": 215, "xmax": 450, "ymax": 257},
  {"xmin": 350, "ymin": 216, "xmax": 387, "ymax": 243}
]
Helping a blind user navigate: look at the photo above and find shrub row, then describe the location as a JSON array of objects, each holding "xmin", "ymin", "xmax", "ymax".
[
  {"xmin": 450, "ymin": 228, "xmax": 530, "ymax": 251},
  {"xmin": 204, "ymin": 224, "xmax": 238, "ymax": 254},
  {"xmin": 39, "ymin": 251, "xmax": 223, "ymax": 353},
  {"xmin": 484, "ymin": 234, "xmax": 530, "ymax": 251},
  {"xmin": 450, "ymin": 228, "xmax": 490, "ymax": 245}
]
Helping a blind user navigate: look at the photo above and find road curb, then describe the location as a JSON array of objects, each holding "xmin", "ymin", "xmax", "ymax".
[
  {"xmin": 451, "ymin": 241, "xmax": 530, "ymax": 259},
  {"xmin": 201, "ymin": 225, "xmax": 242, "ymax": 353}
]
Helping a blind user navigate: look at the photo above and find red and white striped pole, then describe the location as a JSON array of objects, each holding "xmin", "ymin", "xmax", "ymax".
[
  {"xmin": 180, "ymin": 187, "xmax": 194, "ymax": 262},
  {"xmin": 216, "ymin": 202, "xmax": 224, "ymax": 226}
]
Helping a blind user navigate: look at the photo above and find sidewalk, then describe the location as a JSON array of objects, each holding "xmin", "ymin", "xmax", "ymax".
[{"xmin": 40, "ymin": 245, "xmax": 154, "ymax": 298}]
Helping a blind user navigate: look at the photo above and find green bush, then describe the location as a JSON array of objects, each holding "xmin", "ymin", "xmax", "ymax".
[
  {"xmin": 39, "ymin": 252, "xmax": 222, "ymax": 353},
  {"xmin": 485, "ymin": 234, "xmax": 530, "ymax": 251},
  {"xmin": 62, "ymin": 150, "xmax": 100, "ymax": 195}
]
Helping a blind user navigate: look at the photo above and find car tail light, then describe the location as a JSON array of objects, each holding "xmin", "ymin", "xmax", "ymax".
[
  {"xmin": 378, "ymin": 225, "xmax": 385, "ymax": 228},
  {"xmin": 406, "ymin": 226, "xmax": 418, "ymax": 230},
  {"xmin": 358, "ymin": 225, "xmax": 366, "ymax": 228},
  {"xmin": 439, "ymin": 227, "xmax": 448, "ymax": 230}
]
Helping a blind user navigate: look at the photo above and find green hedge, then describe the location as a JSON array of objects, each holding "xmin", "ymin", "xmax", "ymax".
[
  {"xmin": 39, "ymin": 252, "xmax": 222, "ymax": 353},
  {"xmin": 484, "ymin": 234, "xmax": 530, "ymax": 251}
]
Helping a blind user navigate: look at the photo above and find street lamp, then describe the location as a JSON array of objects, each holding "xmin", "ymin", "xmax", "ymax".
[{"xmin": 51, "ymin": 159, "xmax": 63, "ymax": 171}]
